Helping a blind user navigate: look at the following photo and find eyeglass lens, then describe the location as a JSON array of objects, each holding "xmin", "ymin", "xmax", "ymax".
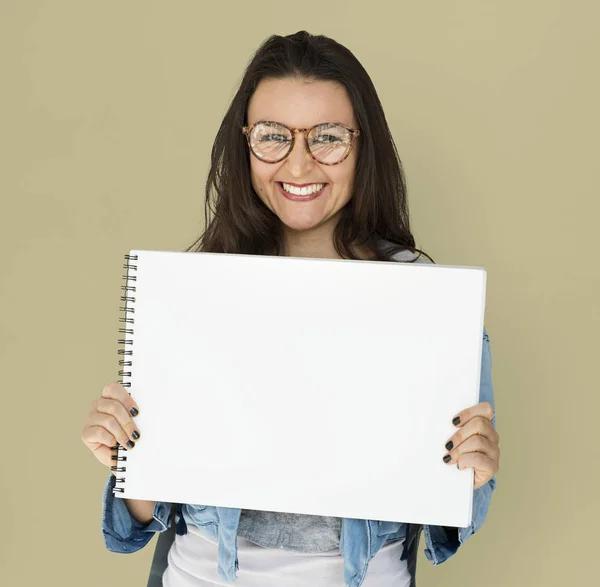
[{"xmin": 249, "ymin": 122, "xmax": 352, "ymax": 164}]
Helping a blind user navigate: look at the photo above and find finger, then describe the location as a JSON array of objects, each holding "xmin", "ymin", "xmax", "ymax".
[
  {"xmin": 81, "ymin": 423, "xmax": 118, "ymax": 450},
  {"xmin": 102, "ymin": 380, "xmax": 140, "ymax": 418},
  {"xmin": 442, "ymin": 434, "xmax": 499, "ymax": 465},
  {"xmin": 444, "ymin": 415, "xmax": 499, "ymax": 451},
  {"xmin": 80, "ymin": 424, "xmax": 120, "ymax": 469},
  {"xmin": 85, "ymin": 411, "xmax": 136, "ymax": 449},
  {"xmin": 451, "ymin": 401, "xmax": 495, "ymax": 428},
  {"xmin": 95, "ymin": 398, "xmax": 140, "ymax": 446},
  {"xmin": 91, "ymin": 443, "xmax": 116, "ymax": 469},
  {"xmin": 456, "ymin": 451, "xmax": 497, "ymax": 476}
]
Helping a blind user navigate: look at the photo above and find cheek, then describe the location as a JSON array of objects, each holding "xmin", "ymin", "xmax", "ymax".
[
  {"xmin": 250, "ymin": 163, "xmax": 273, "ymax": 196},
  {"xmin": 331, "ymin": 162, "xmax": 356, "ymax": 198},
  {"xmin": 249, "ymin": 164, "xmax": 278, "ymax": 213}
]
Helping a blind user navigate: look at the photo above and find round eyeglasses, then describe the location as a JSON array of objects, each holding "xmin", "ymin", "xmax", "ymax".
[{"xmin": 241, "ymin": 120, "xmax": 360, "ymax": 166}]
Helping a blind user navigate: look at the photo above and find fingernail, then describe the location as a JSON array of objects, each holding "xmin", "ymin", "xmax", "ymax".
[
  {"xmin": 132, "ymin": 430, "xmax": 140, "ymax": 440},
  {"xmin": 126, "ymin": 440, "xmax": 135, "ymax": 449},
  {"xmin": 445, "ymin": 440, "xmax": 454, "ymax": 451},
  {"xmin": 130, "ymin": 407, "xmax": 139, "ymax": 417},
  {"xmin": 443, "ymin": 454, "xmax": 452, "ymax": 463},
  {"xmin": 452, "ymin": 416, "xmax": 461, "ymax": 426}
]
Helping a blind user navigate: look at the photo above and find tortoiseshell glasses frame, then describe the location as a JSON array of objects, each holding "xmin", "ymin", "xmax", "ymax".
[{"xmin": 241, "ymin": 120, "xmax": 361, "ymax": 166}]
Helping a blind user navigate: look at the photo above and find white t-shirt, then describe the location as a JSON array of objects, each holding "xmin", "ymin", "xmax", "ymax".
[{"xmin": 163, "ymin": 523, "xmax": 411, "ymax": 587}]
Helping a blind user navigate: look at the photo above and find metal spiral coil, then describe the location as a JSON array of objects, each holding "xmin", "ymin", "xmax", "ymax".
[{"xmin": 112, "ymin": 253, "xmax": 138, "ymax": 494}]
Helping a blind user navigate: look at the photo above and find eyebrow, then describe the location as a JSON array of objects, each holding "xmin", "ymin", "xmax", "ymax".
[{"xmin": 249, "ymin": 120, "xmax": 353, "ymax": 129}]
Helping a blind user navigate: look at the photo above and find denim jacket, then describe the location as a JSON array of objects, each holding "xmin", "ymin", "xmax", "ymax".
[{"xmin": 102, "ymin": 327, "xmax": 496, "ymax": 587}]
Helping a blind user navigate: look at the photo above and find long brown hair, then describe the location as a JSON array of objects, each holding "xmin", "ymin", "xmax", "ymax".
[{"xmin": 184, "ymin": 31, "xmax": 434, "ymax": 263}]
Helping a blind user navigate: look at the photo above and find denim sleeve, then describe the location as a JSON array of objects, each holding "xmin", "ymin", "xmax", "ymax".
[
  {"xmin": 423, "ymin": 325, "xmax": 497, "ymax": 565},
  {"xmin": 101, "ymin": 472, "xmax": 173, "ymax": 553}
]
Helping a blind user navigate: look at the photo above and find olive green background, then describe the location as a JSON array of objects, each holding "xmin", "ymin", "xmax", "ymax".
[{"xmin": 1, "ymin": 1, "xmax": 598, "ymax": 585}]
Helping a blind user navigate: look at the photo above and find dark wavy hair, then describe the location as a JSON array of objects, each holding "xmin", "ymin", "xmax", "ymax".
[{"xmin": 184, "ymin": 30, "xmax": 433, "ymax": 263}]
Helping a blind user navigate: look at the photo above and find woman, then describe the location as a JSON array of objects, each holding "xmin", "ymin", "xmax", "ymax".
[{"xmin": 81, "ymin": 31, "xmax": 500, "ymax": 587}]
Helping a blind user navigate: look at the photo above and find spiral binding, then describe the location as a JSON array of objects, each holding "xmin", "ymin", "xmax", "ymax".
[{"xmin": 112, "ymin": 253, "xmax": 138, "ymax": 494}]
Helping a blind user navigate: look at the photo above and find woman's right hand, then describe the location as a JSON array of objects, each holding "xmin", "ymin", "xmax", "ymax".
[{"xmin": 81, "ymin": 381, "xmax": 141, "ymax": 474}]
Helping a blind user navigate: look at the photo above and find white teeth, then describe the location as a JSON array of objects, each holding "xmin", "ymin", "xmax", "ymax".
[{"xmin": 281, "ymin": 182, "xmax": 325, "ymax": 196}]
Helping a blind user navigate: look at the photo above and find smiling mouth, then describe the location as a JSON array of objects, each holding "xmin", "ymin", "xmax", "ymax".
[{"xmin": 276, "ymin": 182, "xmax": 328, "ymax": 201}]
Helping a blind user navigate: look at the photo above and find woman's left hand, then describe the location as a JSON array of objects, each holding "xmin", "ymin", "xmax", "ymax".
[{"xmin": 443, "ymin": 401, "xmax": 500, "ymax": 489}]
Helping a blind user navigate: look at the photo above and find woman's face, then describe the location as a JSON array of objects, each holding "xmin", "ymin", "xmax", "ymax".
[{"xmin": 246, "ymin": 77, "xmax": 359, "ymax": 235}]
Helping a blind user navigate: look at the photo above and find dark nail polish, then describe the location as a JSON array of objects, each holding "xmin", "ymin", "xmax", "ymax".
[
  {"xmin": 445, "ymin": 440, "xmax": 454, "ymax": 451},
  {"xmin": 130, "ymin": 407, "xmax": 139, "ymax": 417},
  {"xmin": 452, "ymin": 416, "xmax": 461, "ymax": 426},
  {"xmin": 126, "ymin": 440, "xmax": 135, "ymax": 449},
  {"xmin": 132, "ymin": 430, "xmax": 140, "ymax": 440},
  {"xmin": 443, "ymin": 454, "xmax": 452, "ymax": 463}
]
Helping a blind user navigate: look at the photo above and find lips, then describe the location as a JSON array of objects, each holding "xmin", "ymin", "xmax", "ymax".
[{"xmin": 276, "ymin": 182, "xmax": 327, "ymax": 202}]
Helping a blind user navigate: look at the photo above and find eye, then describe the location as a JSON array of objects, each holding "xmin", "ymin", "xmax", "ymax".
[
  {"xmin": 313, "ymin": 134, "xmax": 342, "ymax": 144},
  {"xmin": 260, "ymin": 133, "xmax": 290, "ymax": 143}
]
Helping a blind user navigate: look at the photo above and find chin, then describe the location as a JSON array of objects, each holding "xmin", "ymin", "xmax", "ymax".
[{"xmin": 278, "ymin": 215, "xmax": 325, "ymax": 232}]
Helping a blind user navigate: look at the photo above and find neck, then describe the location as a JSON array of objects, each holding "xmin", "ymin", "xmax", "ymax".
[
  {"xmin": 281, "ymin": 213, "xmax": 340, "ymax": 259},
  {"xmin": 281, "ymin": 217, "xmax": 374, "ymax": 260}
]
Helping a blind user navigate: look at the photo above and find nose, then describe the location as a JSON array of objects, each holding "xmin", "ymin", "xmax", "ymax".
[{"xmin": 284, "ymin": 131, "xmax": 315, "ymax": 176}]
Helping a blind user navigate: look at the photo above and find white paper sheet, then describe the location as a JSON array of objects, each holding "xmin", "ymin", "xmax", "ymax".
[{"xmin": 115, "ymin": 250, "xmax": 486, "ymax": 528}]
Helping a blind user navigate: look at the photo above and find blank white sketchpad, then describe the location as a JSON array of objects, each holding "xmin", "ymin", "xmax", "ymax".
[{"xmin": 115, "ymin": 250, "xmax": 487, "ymax": 529}]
